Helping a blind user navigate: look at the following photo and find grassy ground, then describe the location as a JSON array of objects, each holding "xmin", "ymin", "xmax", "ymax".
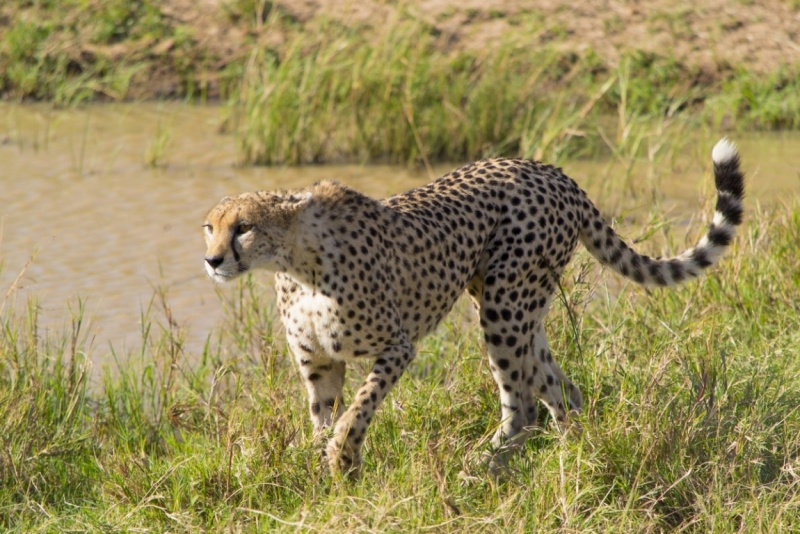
[{"xmin": 2, "ymin": 191, "xmax": 799, "ymax": 531}]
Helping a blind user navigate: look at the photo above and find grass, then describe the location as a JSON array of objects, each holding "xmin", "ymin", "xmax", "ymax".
[
  {"xmin": 3, "ymin": 2, "xmax": 800, "ymax": 165},
  {"xmin": 0, "ymin": 0, "xmax": 234, "ymax": 104},
  {"xmin": 230, "ymin": 12, "xmax": 614, "ymax": 166},
  {"xmin": 144, "ymin": 117, "xmax": 173, "ymax": 168},
  {"xmin": 227, "ymin": 11, "xmax": 800, "ymax": 165},
  {"xmin": 2, "ymin": 182, "xmax": 800, "ymax": 530}
]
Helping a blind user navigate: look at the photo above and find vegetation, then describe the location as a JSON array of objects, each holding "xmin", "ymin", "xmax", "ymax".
[
  {"xmin": 0, "ymin": 0, "xmax": 233, "ymax": 104},
  {"xmin": 228, "ymin": 12, "xmax": 800, "ymax": 165},
  {"xmin": 2, "ymin": 187, "xmax": 800, "ymax": 530},
  {"xmin": 235, "ymin": 6, "xmax": 800, "ymax": 165},
  {"xmin": 2, "ymin": 2, "xmax": 800, "ymax": 164}
]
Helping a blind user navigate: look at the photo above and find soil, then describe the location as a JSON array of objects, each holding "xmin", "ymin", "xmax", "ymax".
[{"xmin": 192, "ymin": 1, "xmax": 800, "ymax": 69}]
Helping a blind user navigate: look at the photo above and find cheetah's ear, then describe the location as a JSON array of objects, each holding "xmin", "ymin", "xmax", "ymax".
[
  {"xmin": 285, "ymin": 191, "xmax": 313, "ymax": 204},
  {"xmin": 279, "ymin": 191, "xmax": 313, "ymax": 213}
]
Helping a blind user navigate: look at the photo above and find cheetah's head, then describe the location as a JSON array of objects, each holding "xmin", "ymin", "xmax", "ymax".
[{"xmin": 203, "ymin": 190, "xmax": 312, "ymax": 283}]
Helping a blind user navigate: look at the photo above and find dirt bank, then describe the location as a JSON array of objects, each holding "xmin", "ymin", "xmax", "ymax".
[
  {"xmin": 282, "ymin": 0, "xmax": 800, "ymax": 72},
  {"xmin": 1, "ymin": 0, "xmax": 799, "ymax": 101}
]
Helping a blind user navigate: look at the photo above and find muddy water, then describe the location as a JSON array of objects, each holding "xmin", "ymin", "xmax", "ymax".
[
  {"xmin": 1, "ymin": 103, "xmax": 798, "ymax": 366},
  {"xmin": 0, "ymin": 103, "xmax": 436, "ymax": 362}
]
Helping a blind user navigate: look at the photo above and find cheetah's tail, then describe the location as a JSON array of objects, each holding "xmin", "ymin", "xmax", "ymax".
[{"xmin": 579, "ymin": 138, "xmax": 745, "ymax": 287}]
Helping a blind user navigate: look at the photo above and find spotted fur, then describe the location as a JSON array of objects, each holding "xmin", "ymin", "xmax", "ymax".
[{"xmin": 203, "ymin": 139, "xmax": 744, "ymax": 474}]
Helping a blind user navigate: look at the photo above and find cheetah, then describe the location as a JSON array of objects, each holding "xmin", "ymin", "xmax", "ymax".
[{"xmin": 203, "ymin": 139, "xmax": 744, "ymax": 475}]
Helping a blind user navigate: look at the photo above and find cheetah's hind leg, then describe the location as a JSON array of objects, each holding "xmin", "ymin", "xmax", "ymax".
[
  {"xmin": 477, "ymin": 290, "xmax": 538, "ymax": 472},
  {"xmin": 528, "ymin": 321, "xmax": 583, "ymax": 432}
]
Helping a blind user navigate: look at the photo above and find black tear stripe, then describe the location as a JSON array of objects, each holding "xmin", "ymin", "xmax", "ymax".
[{"xmin": 231, "ymin": 234, "xmax": 241, "ymax": 262}]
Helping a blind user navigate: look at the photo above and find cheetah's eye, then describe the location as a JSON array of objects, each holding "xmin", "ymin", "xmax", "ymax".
[
  {"xmin": 236, "ymin": 224, "xmax": 253, "ymax": 235},
  {"xmin": 202, "ymin": 223, "xmax": 213, "ymax": 234}
]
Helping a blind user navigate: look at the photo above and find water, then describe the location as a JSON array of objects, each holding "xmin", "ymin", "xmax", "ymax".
[
  {"xmin": 1, "ymin": 102, "xmax": 798, "ymax": 365},
  {"xmin": 0, "ymin": 103, "xmax": 434, "ymax": 361}
]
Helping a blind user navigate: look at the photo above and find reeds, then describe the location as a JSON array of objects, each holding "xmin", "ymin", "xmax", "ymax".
[
  {"xmin": 228, "ymin": 11, "xmax": 800, "ymax": 165},
  {"xmin": 231, "ymin": 13, "xmax": 621, "ymax": 165},
  {"xmin": 3, "ymin": 1, "xmax": 800, "ymax": 159}
]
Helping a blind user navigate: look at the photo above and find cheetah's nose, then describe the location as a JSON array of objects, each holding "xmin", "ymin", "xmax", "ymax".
[{"xmin": 205, "ymin": 255, "xmax": 224, "ymax": 269}]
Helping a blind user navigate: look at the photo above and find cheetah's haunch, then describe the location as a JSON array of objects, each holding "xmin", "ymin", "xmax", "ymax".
[{"xmin": 203, "ymin": 139, "xmax": 744, "ymax": 475}]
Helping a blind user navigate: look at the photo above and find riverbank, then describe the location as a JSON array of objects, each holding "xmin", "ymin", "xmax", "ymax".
[
  {"xmin": 3, "ymin": 1, "xmax": 800, "ymax": 100},
  {"xmin": 2, "ymin": 1, "xmax": 800, "ymax": 164}
]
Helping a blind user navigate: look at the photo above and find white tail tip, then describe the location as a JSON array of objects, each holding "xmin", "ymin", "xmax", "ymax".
[{"xmin": 712, "ymin": 138, "xmax": 738, "ymax": 164}]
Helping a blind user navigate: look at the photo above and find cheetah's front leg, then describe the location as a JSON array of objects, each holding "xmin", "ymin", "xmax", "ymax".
[
  {"xmin": 293, "ymin": 352, "xmax": 347, "ymax": 436},
  {"xmin": 326, "ymin": 339, "xmax": 416, "ymax": 476}
]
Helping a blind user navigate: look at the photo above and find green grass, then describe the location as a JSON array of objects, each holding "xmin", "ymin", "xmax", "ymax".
[
  {"xmin": 230, "ymin": 13, "xmax": 613, "ymax": 166},
  {"xmin": 227, "ymin": 11, "xmax": 800, "ymax": 165},
  {"xmin": 0, "ymin": 0, "xmax": 234, "ymax": 104},
  {"xmin": 2, "ymin": 191, "xmax": 800, "ymax": 531},
  {"xmin": 3, "ymin": 3, "xmax": 800, "ymax": 164}
]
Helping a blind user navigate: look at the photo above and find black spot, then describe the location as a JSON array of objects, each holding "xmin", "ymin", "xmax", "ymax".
[
  {"xmin": 692, "ymin": 248, "xmax": 712, "ymax": 268},
  {"xmin": 708, "ymin": 226, "xmax": 732, "ymax": 247},
  {"xmin": 497, "ymin": 358, "xmax": 510, "ymax": 370},
  {"xmin": 713, "ymin": 159, "xmax": 745, "ymax": 198},
  {"xmin": 668, "ymin": 260, "xmax": 685, "ymax": 282},
  {"xmin": 715, "ymin": 194, "xmax": 743, "ymax": 225}
]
